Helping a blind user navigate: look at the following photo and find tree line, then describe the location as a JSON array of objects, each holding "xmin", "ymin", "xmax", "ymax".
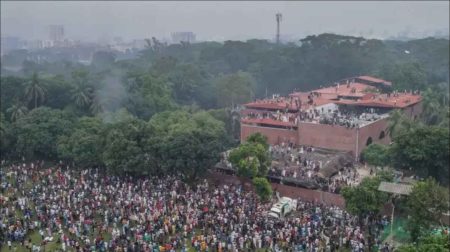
[
  {"xmin": 1, "ymin": 33, "xmax": 449, "ymax": 180},
  {"xmin": 361, "ymin": 107, "xmax": 449, "ymax": 186},
  {"xmin": 0, "ymin": 107, "xmax": 230, "ymax": 182},
  {"xmin": 2, "ymin": 34, "xmax": 449, "ymax": 110}
]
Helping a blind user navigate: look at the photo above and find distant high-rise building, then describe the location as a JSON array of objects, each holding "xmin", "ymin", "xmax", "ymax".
[
  {"xmin": 26, "ymin": 40, "xmax": 44, "ymax": 50},
  {"xmin": 171, "ymin": 32, "xmax": 196, "ymax": 44},
  {"xmin": 0, "ymin": 36, "xmax": 20, "ymax": 55},
  {"xmin": 48, "ymin": 25, "xmax": 65, "ymax": 42}
]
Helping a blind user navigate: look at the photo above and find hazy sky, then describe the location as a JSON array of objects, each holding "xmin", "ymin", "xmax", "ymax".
[{"xmin": 1, "ymin": 1, "xmax": 449, "ymax": 42}]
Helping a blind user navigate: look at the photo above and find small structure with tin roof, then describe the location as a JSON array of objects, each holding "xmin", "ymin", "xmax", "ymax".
[{"xmin": 378, "ymin": 181, "xmax": 413, "ymax": 195}]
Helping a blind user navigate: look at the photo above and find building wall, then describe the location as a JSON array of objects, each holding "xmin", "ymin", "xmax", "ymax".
[
  {"xmin": 242, "ymin": 120, "xmax": 391, "ymax": 159},
  {"xmin": 297, "ymin": 122, "xmax": 357, "ymax": 154},
  {"xmin": 357, "ymin": 118, "xmax": 391, "ymax": 157},
  {"xmin": 241, "ymin": 103, "xmax": 422, "ymax": 159},
  {"xmin": 208, "ymin": 171, "xmax": 345, "ymax": 207},
  {"xmin": 402, "ymin": 101, "xmax": 423, "ymax": 119},
  {"xmin": 271, "ymin": 183, "xmax": 346, "ymax": 207},
  {"xmin": 208, "ymin": 171, "xmax": 448, "ymax": 223},
  {"xmin": 241, "ymin": 124, "xmax": 298, "ymax": 145}
]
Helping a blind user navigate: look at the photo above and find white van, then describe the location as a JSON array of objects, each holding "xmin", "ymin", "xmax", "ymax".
[{"xmin": 268, "ymin": 197, "xmax": 297, "ymax": 219}]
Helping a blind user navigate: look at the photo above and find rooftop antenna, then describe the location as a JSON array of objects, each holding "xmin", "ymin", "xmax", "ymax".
[{"xmin": 276, "ymin": 13, "xmax": 282, "ymax": 44}]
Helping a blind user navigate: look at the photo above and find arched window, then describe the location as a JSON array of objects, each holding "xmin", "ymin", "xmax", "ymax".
[
  {"xmin": 366, "ymin": 137, "xmax": 373, "ymax": 146},
  {"xmin": 379, "ymin": 131, "xmax": 385, "ymax": 139}
]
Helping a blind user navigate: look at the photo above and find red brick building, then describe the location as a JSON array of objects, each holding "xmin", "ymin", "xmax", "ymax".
[{"xmin": 240, "ymin": 76, "xmax": 422, "ymax": 160}]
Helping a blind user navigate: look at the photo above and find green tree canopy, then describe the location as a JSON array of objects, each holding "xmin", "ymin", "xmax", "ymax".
[
  {"xmin": 6, "ymin": 101, "xmax": 28, "ymax": 122},
  {"xmin": 69, "ymin": 70, "xmax": 94, "ymax": 110},
  {"xmin": 375, "ymin": 62, "xmax": 428, "ymax": 91},
  {"xmin": 159, "ymin": 129, "xmax": 225, "ymax": 181},
  {"xmin": 24, "ymin": 72, "xmax": 47, "ymax": 109},
  {"xmin": 361, "ymin": 143, "xmax": 390, "ymax": 167},
  {"xmin": 229, "ymin": 133, "xmax": 271, "ymax": 178},
  {"xmin": 420, "ymin": 85, "xmax": 449, "ymax": 126},
  {"xmin": 215, "ymin": 71, "xmax": 255, "ymax": 108},
  {"xmin": 13, "ymin": 107, "xmax": 75, "ymax": 159},
  {"xmin": 387, "ymin": 109, "xmax": 417, "ymax": 138},
  {"xmin": 124, "ymin": 73, "xmax": 176, "ymax": 120},
  {"xmin": 397, "ymin": 233, "xmax": 450, "ymax": 252},
  {"xmin": 57, "ymin": 117, "xmax": 105, "ymax": 168},
  {"xmin": 341, "ymin": 172, "xmax": 393, "ymax": 218},
  {"xmin": 148, "ymin": 110, "xmax": 228, "ymax": 180},
  {"xmin": 0, "ymin": 112, "xmax": 14, "ymax": 158},
  {"xmin": 390, "ymin": 126, "xmax": 449, "ymax": 185},
  {"xmin": 168, "ymin": 63, "xmax": 209, "ymax": 105},
  {"xmin": 406, "ymin": 178, "xmax": 449, "ymax": 242},
  {"xmin": 44, "ymin": 75, "xmax": 73, "ymax": 110},
  {"xmin": 252, "ymin": 177, "xmax": 273, "ymax": 202},
  {"xmin": 246, "ymin": 132, "xmax": 269, "ymax": 150},
  {"xmin": 0, "ymin": 76, "xmax": 26, "ymax": 114},
  {"xmin": 102, "ymin": 116, "xmax": 153, "ymax": 174}
]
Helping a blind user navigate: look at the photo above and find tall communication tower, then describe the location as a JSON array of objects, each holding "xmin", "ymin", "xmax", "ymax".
[{"xmin": 276, "ymin": 13, "xmax": 282, "ymax": 44}]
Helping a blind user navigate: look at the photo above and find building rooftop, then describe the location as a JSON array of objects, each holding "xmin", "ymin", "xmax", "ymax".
[
  {"xmin": 335, "ymin": 92, "xmax": 422, "ymax": 109},
  {"xmin": 244, "ymin": 76, "xmax": 421, "ymax": 111},
  {"xmin": 378, "ymin": 181, "xmax": 413, "ymax": 195},
  {"xmin": 240, "ymin": 76, "xmax": 421, "ymax": 128},
  {"xmin": 339, "ymin": 76, "xmax": 393, "ymax": 86},
  {"xmin": 357, "ymin": 75, "xmax": 392, "ymax": 86},
  {"xmin": 310, "ymin": 82, "xmax": 373, "ymax": 98}
]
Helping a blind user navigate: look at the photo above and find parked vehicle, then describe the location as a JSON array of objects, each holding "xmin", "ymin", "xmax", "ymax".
[{"xmin": 268, "ymin": 196, "xmax": 297, "ymax": 219}]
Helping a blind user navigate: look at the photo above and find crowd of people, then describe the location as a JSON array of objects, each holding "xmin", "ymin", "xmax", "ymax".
[
  {"xmin": 1, "ymin": 160, "xmax": 389, "ymax": 252},
  {"xmin": 243, "ymin": 93, "xmax": 324, "ymax": 125},
  {"xmin": 243, "ymin": 88, "xmax": 397, "ymax": 129},
  {"xmin": 268, "ymin": 144, "xmax": 322, "ymax": 181},
  {"xmin": 318, "ymin": 110, "xmax": 386, "ymax": 128},
  {"xmin": 242, "ymin": 104, "xmax": 382, "ymax": 129},
  {"xmin": 267, "ymin": 144, "xmax": 361, "ymax": 193},
  {"xmin": 242, "ymin": 111, "xmax": 298, "ymax": 125},
  {"xmin": 219, "ymin": 142, "xmax": 362, "ymax": 194}
]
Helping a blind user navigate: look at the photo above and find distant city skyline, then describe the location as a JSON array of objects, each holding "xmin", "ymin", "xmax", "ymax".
[{"xmin": 1, "ymin": 1, "xmax": 449, "ymax": 42}]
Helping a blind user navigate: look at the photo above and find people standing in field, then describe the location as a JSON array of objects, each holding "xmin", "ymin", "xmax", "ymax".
[{"xmin": 1, "ymin": 161, "xmax": 384, "ymax": 251}]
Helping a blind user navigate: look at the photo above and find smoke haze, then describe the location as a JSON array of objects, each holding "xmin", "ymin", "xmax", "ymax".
[{"xmin": 1, "ymin": 1, "xmax": 449, "ymax": 41}]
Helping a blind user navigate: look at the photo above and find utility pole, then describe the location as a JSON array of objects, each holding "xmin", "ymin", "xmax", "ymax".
[
  {"xmin": 276, "ymin": 13, "xmax": 282, "ymax": 44},
  {"xmin": 391, "ymin": 196, "xmax": 395, "ymax": 235}
]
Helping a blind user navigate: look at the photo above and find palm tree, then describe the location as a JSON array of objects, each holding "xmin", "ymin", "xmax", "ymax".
[
  {"xmin": 70, "ymin": 84, "xmax": 92, "ymax": 108},
  {"xmin": 90, "ymin": 93, "xmax": 104, "ymax": 115},
  {"xmin": 387, "ymin": 109, "xmax": 401, "ymax": 138},
  {"xmin": 7, "ymin": 103, "xmax": 29, "ymax": 122},
  {"xmin": 24, "ymin": 72, "xmax": 46, "ymax": 109},
  {"xmin": 387, "ymin": 109, "xmax": 417, "ymax": 139},
  {"xmin": 421, "ymin": 87, "xmax": 447, "ymax": 125},
  {"xmin": 0, "ymin": 113, "xmax": 6, "ymax": 135},
  {"xmin": 440, "ymin": 108, "xmax": 450, "ymax": 128},
  {"xmin": 70, "ymin": 70, "xmax": 94, "ymax": 109}
]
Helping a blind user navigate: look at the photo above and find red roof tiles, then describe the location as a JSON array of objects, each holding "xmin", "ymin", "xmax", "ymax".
[{"xmin": 242, "ymin": 76, "xmax": 420, "ymax": 111}]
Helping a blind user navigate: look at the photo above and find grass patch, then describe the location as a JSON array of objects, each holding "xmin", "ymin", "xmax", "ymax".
[
  {"xmin": 1, "ymin": 231, "xmax": 59, "ymax": 252},
  {"xmin": 381, "ymin": 217, "xmax": 411, "ymax": 243}
]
